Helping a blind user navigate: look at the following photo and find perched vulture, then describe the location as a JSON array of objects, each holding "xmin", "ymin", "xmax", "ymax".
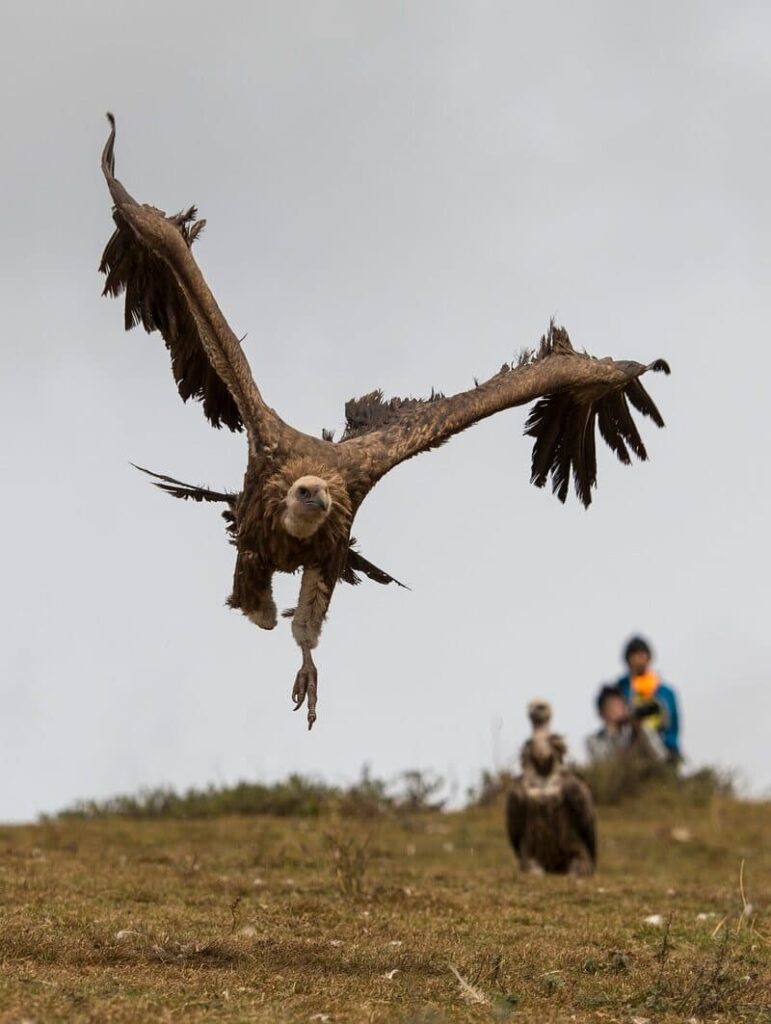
[
  {"xmin": 506, "ymin": 701, "xmax": 596, "ymax": 875},
  {"xmin": 98, "ymin": 115, "xmax": 670, "ymax": 728}
]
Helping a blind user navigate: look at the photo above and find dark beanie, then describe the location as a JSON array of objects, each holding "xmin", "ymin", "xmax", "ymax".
[{"xmin": 623, "ymin": 635, "xmax": 652, "ymax": 662}]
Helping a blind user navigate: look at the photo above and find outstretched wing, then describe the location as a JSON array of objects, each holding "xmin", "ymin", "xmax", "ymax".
[
  {"xmin": 337, "ymin": 324, "xmax": 670, "ymax": 507},
  {"xmin": 562, "ymin": 775, "xmax": 597, "ymax": 864},
  {"xmin": 99, "ymin": 115, "xmax": 285, "ymax": 446}
]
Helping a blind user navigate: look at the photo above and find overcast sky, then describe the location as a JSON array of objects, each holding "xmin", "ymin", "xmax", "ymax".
[{"xmin": 1, "ymin": 1, "xmax": 769, "ymax": 822}]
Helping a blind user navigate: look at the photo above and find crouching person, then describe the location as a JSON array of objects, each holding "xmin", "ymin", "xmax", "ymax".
[{"xmin": 586, "ymin": 683, "xmax": 669, "ymax": 766}]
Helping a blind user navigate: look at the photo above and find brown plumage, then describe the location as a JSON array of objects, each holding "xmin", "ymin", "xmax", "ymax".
[
  {"xmin": 506, "ymin": 701, "xmax": 596, "ymax": 875},
  {"xmin": 99, "ymin": 115, "xmax": 670, "ymax": 728}
]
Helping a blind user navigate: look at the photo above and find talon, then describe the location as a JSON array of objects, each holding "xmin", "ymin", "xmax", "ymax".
[
  {"xmin": 292, "ymin": 669, "xmax": 308, "ymax": 709},
  {"xmin": 306, "ymin": 668, "xmax": 318, "ymax": 729},
  {"xmin": 292, "ymin": 647, "xmax": 319, "ymax": 728}
]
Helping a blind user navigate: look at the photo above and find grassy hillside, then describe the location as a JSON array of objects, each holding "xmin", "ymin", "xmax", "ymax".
[{"xmin": 0, "ymin": 784, "xmax": 769, "ymax": 1022}]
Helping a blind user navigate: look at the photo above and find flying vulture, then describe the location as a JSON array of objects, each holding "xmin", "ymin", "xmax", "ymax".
[
  {"xmin": 506, "ymin": 701, "xmax": 596, "ymax": 875},
  {"xmin": 98, "ymin": 115, "xmax": 670, "ymax": 729}
]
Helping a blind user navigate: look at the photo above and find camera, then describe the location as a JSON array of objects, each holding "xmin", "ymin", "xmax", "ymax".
[{"xmin": 632, "ymin": 699, "xmax": 661, "ymax": 720}]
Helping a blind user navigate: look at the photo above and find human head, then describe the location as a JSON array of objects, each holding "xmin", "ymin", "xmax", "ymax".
[
  {"xmin": 623, "ymin": 635, "xmax": 652, "ymax": 676},
  {"xmin": 596, "ymin": 684, "xmax": 628, "ymax": 725}
]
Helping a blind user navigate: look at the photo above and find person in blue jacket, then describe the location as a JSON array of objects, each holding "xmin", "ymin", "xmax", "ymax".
[{"xmin": 616, "ymin": 636, "xmax": 681, "ymax": 761}]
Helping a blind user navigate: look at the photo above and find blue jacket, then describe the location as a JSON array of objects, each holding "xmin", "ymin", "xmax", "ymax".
[{"xmin": 616, "ymin": 674, "xmax": 681, "ymax": 757}]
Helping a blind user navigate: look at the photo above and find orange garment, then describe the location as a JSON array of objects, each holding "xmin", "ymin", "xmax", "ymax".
[{"xmin": 632, "ymin": 671, "xmax": 660, "ymax": 701}]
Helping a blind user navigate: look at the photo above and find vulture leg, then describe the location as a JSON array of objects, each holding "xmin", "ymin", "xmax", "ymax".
[
  {"xmin": 522, "ymin": 859, "xmax": 545, "ymax": 876},
  {"xmin": 246, "ymin": 587, "xmax": 278, "ymax": 630},
  {"xmin": 292, "ymin": 646, "xmax": 319, "ymax": 730},
  {"xmin": 290, "ymin": 568, "xmax": 332, "ymax": 730},
  {"xmin": 229, "ymin": 554, "xmax": 277, "ymax": 630},
  {"xmin": 568, "ymin": 856, "xmax": 593, "ymax": 877}
]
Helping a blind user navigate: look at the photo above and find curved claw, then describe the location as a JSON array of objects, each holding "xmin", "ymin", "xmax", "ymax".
[
  {"xmin": 292, "ymin": 658, "xmax": 318, "ymax": 729},
  {"xmin": 306, "ymin": 668, "xmax": 318, "ymax": 730},
  {"xmin": 292, "ymin": 670, "xmax": 307, "ymax": 709}
]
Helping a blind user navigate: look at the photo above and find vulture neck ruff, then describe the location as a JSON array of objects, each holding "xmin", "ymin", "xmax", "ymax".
[{"xmin": 263, "ymin": 458, "xmax": 352, "ymax": 548}]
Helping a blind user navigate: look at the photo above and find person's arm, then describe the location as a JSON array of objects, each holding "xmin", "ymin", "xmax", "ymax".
[
  {"xmin": 658, "ymin": 685, "xmax": 680, "ymax": 755},
  {"xmin": 636, "ymin": 724, "xmax": 669, "ymax": 762},
  {"xmin": 586, "ymin": 732, "xmax": 609, "ymax": 762}
]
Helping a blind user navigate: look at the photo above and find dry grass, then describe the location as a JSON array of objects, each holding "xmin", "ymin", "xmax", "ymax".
[{"xmin": 0, "ymin": 789, "xmax": 769, "ymax": 1022}]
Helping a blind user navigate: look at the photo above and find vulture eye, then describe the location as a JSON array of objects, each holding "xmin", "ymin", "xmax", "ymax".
[{"xmin": 297, "ymin": 486, "xmax": 309, "ymax": 498}]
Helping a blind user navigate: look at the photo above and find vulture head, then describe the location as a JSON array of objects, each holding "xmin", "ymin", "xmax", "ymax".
[
  {"xmin": 283, "ymin": 476, "xmax": 333, "ymax": 539},
  {"xmin": 524, "ymin": 699, "xmax": 564, "ymax": 779},
  {"xmin": 262, "ymin": 458, "xmax": 353, "ymax": 547},
  {"xmin": 527, "ymin": 699, "xmax": 552, "ymax": 729}
]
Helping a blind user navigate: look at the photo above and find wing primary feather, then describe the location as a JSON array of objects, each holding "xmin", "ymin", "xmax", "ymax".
[
  {"xmin": 647, "ymin": 358, "xmax": 671, "ymax": 375},
  {"xmin": 526, "ymin": 395, "xmax": 591, "ymax": 504},
  {"xmin": 570, "ymin": 404, "xmax": 597, "ymax": 507},
  {"xmin": 602, "ymin": 392, "xmax": 647, "ymax": 462},
  {"xmin": 99, "ymin": 115, "xmax": 243, "ymax": 432},
  {"xmin": 525, "ymin": 394, "xmax": 570, "ymax": 489},
  {"xmin": 130, "ymin": 463, "xmax": 235, "ymax": 503},
  {"xmin": 625, "ymin": 379, "xmax": 666, "ymax": 427},
  {"xmin": 526, "ymin": 367, "xmax": 667, "ymax": 507},
  {"xmin": 597, "ymin": 401, "xmax": 632, "ymax": 466},
  {"xmin": 347, "ymin": 547, "xmax": 409, "ymax": 589},
  {"xmin": 579, "ymin": 408, "xmax": 598, "ymax": 507}
]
